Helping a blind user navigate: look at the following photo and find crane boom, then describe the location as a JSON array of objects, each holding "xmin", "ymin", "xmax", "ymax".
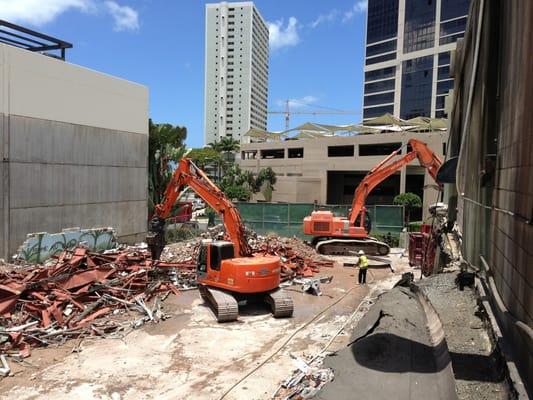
[
  {"xmin": 348, "ymin": 139, "xmax": 443, "ymax": 226},
  {"xmin": 151, "ymin": 158, "xmax": 251, "ymax": 257}
]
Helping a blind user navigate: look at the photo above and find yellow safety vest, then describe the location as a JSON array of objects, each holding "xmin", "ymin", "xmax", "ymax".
[{"xmin": 359, "ymin": 255, "xmax": 368, "ymax": 269}]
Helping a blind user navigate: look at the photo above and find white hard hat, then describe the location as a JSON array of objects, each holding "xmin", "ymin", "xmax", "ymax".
[{"xmin": 358, "ymin": 250, "xmax": 365, "ymax": 255}]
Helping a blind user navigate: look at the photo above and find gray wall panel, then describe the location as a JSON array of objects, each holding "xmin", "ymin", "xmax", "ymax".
[
  {"xmin": 10, "ymin": 163, "xmax": 146, "ymax": 208},
  {"xmin": 9, "ymin": 116, "xmax": 147, "ymax": 167}
]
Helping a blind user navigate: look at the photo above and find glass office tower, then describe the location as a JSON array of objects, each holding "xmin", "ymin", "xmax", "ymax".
[{"xmin": 363, "ymin": 0, "xmax": 470, "ymax": 120}]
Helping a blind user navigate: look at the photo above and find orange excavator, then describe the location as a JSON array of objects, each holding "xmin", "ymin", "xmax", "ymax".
[
  {"xmin": 303, "ymin": 139, "xmax": 443, "ymax": 256},
  {"xmin": 147, "ymin": 158, "xmax": 293, "ymax": 322}
]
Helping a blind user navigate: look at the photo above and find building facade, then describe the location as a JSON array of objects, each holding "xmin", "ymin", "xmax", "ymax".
[
  {"xmin": 239, "ymin": 131, "xmax": 446, "ymax": 219},
  {"xmin": 204, "ymin": 2, "xmax": 269, "ymax": 145},
  {"xmin": 447, "ymin": 0, "xmax": 532, "ymax": 393},
  {"xmin": 363, "ymin": 0, "xmax": 471, "ymax": 120},
  {"xmin": 0, "ymin": 43, "xmax": 149, "ymax": 259}
]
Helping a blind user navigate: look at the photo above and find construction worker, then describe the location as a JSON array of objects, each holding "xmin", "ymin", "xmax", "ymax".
[{"xmin": 358, "ymin": 250, "xmax": 368, "ymax": 284}]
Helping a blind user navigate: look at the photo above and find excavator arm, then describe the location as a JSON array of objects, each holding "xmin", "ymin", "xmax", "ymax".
[
  {"xmin": 148, "ymin": 158, "xmax": 252, "ymax": 259},
  {"xmin": 348, "ymin": 139, "xmax": 443, "ymax": 226}
]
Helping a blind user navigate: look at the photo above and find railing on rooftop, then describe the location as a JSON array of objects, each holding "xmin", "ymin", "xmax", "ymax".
[{"xmin": 0, "ymin": 19, "xmax": 72, "ymax": 60}]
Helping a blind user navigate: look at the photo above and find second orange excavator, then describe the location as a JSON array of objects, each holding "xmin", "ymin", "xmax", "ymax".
[
  {"xmin": 147, "ymin": 158, "xmax": 293, "ymax": 322},
  {"xmin": 303, "ymin": 139, "xmax": 443, "ymax": 256}
]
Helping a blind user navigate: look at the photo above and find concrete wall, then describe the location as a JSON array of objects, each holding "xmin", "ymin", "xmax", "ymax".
[
  {"xmin": 0, "ymin": 44, "xmax": 148, "ymax": 258},
  {"xmin": 448, "ymin": 0, "xmax": 532, "ymax": 393},
  {"xmin": 239, "ymin": 131, "xmax": 445, "ymax": 219}
]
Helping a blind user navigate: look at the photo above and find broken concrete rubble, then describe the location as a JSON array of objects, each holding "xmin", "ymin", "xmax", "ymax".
[
  {"xmin": 0, "ymin": 245, "xmax": 195, "ymax": 364},
  {"xmin": 163, "ymin": 224, "xmax": 335, "ymax": 282}
]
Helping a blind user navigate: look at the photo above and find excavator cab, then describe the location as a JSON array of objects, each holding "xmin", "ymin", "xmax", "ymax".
[{"xmin": 196, "ymin": 239, "xmax": 235, "ymax": 279}]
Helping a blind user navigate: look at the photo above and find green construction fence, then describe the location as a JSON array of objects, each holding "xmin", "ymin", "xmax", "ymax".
[{"xmin": 221, "ymin": 203, "xmax": 404, "ymax": 239}]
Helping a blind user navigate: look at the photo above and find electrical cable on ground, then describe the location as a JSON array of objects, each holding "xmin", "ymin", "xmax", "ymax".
[{"xmin": 218, "ymin": 282, "xmax": 368, "ymax": 400}]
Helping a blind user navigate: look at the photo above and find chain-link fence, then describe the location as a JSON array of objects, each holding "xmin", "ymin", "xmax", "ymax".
[{"xmin": 227, "ymin": 203, "xmax": 404, "ymax": 239}]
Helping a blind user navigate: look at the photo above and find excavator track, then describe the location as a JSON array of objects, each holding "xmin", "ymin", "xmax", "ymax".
[
  {"xmin": 264, "ymin": 288, "xmax": 294, "ymax": 318},
  {"xmin": 315, "ymin": 237, "xmax": 390, "ymax": 256},
  {"xmin": 199, "ymin": 286, "xmax": 239, "ymax": 322}
]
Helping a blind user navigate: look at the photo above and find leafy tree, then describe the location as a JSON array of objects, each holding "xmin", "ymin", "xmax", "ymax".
[
  {"xmin": 256, "ymin": 167, "xmax": 277, "ymax": 202},
  {"xmin": 187, "ymin": 147, "xmax": 223, "ymax": 171},
  {"xmin": 224, "ymin": 185, "xmax": 252, "ymax": 201},
  {"xmin": 393, "ymin": 192, "xmax": 422, "ymax": 225},
  {"xmin": 148, "ymin": 119, "xmax": 188, "ymax": 212}
]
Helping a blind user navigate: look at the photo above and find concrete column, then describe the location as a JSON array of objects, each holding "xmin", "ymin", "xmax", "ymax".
[
  {"xmin": 394, "ymin": 0, "xmax": 406, "ymax": 117},
  {"xmin": 400, "ymin": 166, "xmax": 407, "ymax": 194},
  {"xmin": 320, "ymin": 170, "xmax": 328, "ymax": 204}
]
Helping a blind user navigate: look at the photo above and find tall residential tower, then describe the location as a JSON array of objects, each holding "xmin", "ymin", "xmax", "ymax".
[
  {"xmin": 204, "ymin": 2, "xmax": 269, "ymax": 145},
  {"xmin": 363, "ymin": 0, "xmax": 471, "ymax": 120}
]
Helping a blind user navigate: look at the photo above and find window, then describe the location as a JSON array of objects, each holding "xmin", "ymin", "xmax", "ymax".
[
  {"xmin": 363, "ymin": 104, "xmax": 394, "ymax": 119},
  {"xmin": 366, "ymin": 0, "xmax": 399, "ymax": 44},
  {"xmin": 403, "ymin": 0, "xmax": 436, "ymax": 53},
  {"xmin": 364, "ymin": 92, "xmax": 394, "ymax": 107},
  {"xmin": 260, "ymin": 149, "xmax": 284, "ymax": 159},
  {"xmin": 437, "ymin": 65, "xmax": 450, "ymax": 80},
  {"xmin": 440, "ymin": 17, "xmax": 467, "ymax": 36},
  {"xmin": 209, "ymin": 244, "xmax": 234, "ymax": 271},
  {"xmin": 439, "ymin": 32, "xmax": 464, "ymax": 45},
  {"xmin": 366, "ymin": 52, "xmax": 396, "ymax": 65},
  {"xmin": 197, "ymin": 245, "xmax": 207, "ymax": 273},
  {"xmin": 365, "ymin": 66, "xmax": 396, "ymax": 82},
  {"xmin": 328, "ymin": 145, "xmax": 354, "ymax": 157},
  {"xmin": 400, "ymin": 55, "xmax": 433, "ymax": 119},
  {"xmin": 288, "ymin": 148, "xmax": 304, "ymax": 158},
  {"xmin": 366, "ymin": 39, "xmax": 397, "ymax": 57},
  {"xmin": 440, "ymin": 0, "xmax": 470, "ymax": 21},
  {"xmin": 437, "ymin": 79, "xmax": 454, "ymax": 95},
  {"xmin": 436, "ymin": 95, "xmax": 446, "ymax": 109},
  {"xmin": 359, "ymin": 142, "xmax": 401, "ymax": 156},
  {"xmin": 438, "ymin": 52, "xmax": 450, "ymax": 66},
  {"xmin": 365, "ymin": 79, "xmax": 395, "ymax": 94}
]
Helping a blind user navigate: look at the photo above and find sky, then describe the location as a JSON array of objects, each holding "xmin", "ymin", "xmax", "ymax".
[{"xmin": 0, "ymin": 0, "xmax": 369, "ymax": 148}]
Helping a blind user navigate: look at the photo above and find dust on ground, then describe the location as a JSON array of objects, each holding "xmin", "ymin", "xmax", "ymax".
[{"xmin": 1, "ymin": 249, "xmax": 411, "ymax": 400}]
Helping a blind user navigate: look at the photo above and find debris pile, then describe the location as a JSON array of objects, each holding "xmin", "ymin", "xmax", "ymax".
[
  {"xmin": 253, "ymin": 236, "xmax": 334, "ymax": 281},
  {"xmin": 276, "ymin": 355, "xmax": 334, "ymax": 399},
  {"xmin": 163, "ymin": 226, "xmax": 334, "ymax": 282},
  {"xmin": 0, "ymin": 246, "xmax": 195, "ymax": 361}
]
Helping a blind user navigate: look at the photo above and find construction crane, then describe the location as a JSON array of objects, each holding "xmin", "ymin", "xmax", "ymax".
[
  {"xmin": 268, "ymin": 99, "xmax": 359, "ymax": 131},
  {"xmin": 303, "ymin": 139, "xmax": 443, "ymax": 256},
  {"xmin": 147, "ymin": 158, "xmax": 293, "ymax": 322}
]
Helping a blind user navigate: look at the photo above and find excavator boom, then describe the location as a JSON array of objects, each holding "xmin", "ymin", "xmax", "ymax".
[
  {"xmin": 152, "ymin": 158, "xmax": 251, "ymax": 257},
  {"xmin": 348, "ymin": 139, "xmax": 443, "ymax": 226},
  {"xmin": 148, "ymin": 158, "xmax": 293, "ymax": 322},
  {"xmin": 304, "ymin": 139, "xmax": 443, "ymax": 256}
]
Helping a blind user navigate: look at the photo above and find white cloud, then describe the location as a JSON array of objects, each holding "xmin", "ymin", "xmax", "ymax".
[
  {"xmin": 104, "ymin": 1, "xmax": 139, "ymax": 31},
  {"xmin": 0, "ymin": 0, "xmax": 139, "ymax": 32},
  {"xmin": 268, "ymin": 17, "xmax": 300, "ymax": 51},
  {"xmin": 0, "ymin": 0, "xmax": 95, "ymax": 26},
  {"xmin": 310, "ymin": 9, "xmax": 338, "ymax": 28},
  {"xmin": 276, "ymin": 96, "xmax": 318, "ymax": 109},
  {"xmin": 343, "ymin": 0, "xmax": 368, "ymax": 22}
]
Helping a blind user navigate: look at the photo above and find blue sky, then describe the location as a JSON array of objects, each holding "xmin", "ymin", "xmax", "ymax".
[{"xmin": 1, "ymin": 0, "xmax": 368, "ymax": 148}]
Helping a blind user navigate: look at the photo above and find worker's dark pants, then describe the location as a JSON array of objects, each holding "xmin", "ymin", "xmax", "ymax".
[{"xmin": 358, "ymin": 268, "xmax": 368, "ymax": 284}]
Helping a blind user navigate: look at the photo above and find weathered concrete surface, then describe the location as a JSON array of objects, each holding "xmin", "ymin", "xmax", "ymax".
[
  {"xmin": 419, "ymin": 273, "xmax": 510, "ymax": 399},
  {"xmin": 317, "ymin": 286, "xmax": 457, "ymax": 400}
]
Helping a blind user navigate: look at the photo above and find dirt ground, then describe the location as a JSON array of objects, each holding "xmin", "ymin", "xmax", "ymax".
[{"xmin": 1, "ymin": 252, "xmax": 409, "ymax": 400}]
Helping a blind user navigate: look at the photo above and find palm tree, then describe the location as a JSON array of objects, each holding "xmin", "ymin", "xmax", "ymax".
[{"xmin": 148, "ymin": 120, "xmax": 188, "ymax": 211}]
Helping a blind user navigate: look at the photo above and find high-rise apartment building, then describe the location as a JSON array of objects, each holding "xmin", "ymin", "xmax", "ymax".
[
  {"xmin": 204, "ymin": 2, "xmax": 269, "ymax": 145},
  {"xmin": 363, "ymin": 0, "xmax": 471, "ymax": 120}
]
